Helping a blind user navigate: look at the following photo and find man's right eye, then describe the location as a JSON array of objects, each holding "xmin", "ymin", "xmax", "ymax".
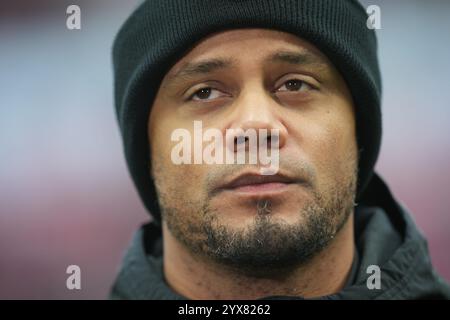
[{"xmin": 190, "ymin": 87, "xmax": 224, "ymax": 101}]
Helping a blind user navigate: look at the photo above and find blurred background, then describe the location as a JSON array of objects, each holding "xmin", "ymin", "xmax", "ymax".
[{"xmin": 0, "ymin": 0, "xmax": 449, "ymax": 299}]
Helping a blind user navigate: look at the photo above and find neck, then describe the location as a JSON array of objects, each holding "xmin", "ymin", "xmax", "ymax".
[{"xmin": 162, "ymin": 215, "xmax": 355, "ymax": 300}]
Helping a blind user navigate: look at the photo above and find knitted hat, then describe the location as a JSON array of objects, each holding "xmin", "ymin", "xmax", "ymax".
[{"xmin": 113, "ymin": 0, "xmax": 382, "ymax": 224}]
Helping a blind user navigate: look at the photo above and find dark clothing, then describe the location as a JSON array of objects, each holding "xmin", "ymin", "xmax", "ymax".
[{"xmin": 110, "ymin": 174, "xmax": 450, "ymax": 299}]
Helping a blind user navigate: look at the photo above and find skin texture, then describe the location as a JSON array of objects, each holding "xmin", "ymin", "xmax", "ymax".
[{"xmin": 148, "ymin": 29, "xmax": 358, "ymax": 299}]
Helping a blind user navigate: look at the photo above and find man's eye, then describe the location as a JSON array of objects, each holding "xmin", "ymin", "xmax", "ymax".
[
  {"xmin": 190, "ymin": 87, "xmax": 223, "ymax": 101},
  {"xmin": 277, "ymin": 79, "xmax": 312, "ymax": 92}
]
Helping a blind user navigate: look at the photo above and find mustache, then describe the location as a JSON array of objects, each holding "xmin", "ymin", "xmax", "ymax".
[{"xmin": 205, "ymin": 157, "xmax": 316, "ymax": 197}]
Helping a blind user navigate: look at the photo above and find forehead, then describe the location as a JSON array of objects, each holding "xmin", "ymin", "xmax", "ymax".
[{"xmin": 165, "ymin": 28, "xmax": 331, "ymax": 78}]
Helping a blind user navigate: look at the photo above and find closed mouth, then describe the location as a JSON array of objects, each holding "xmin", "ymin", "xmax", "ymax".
[{"xmin": 222, "ymin": 173, "xmax": 296, "ymax": 190}]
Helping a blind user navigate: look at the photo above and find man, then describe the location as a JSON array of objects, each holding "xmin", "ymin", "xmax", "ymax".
[{"xmin": 110, "ymin": 0, "xmax": 450, "ymax": 299}]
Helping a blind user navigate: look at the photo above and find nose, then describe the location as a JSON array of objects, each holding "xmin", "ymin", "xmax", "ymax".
[{"xmin": 226, "ymin": 85, "xmax": 287, "ymax": 153}]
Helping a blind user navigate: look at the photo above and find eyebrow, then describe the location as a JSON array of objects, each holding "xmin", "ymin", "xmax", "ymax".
[
  {"xmin": 166, "ymin": 50, "xmax": 326, "ymax": 84},
  {"xmin": 267, "ymin": 50, "xmax": 326, "ymax": 67},
  {"xmin": 168, "ymin": 58, "xmax": 235, "ymax": 82}
]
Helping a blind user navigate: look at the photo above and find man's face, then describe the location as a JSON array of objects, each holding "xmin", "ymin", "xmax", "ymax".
[{"xmin": 149, "ymin": 29, "xmax": 357, "ymax": 274}]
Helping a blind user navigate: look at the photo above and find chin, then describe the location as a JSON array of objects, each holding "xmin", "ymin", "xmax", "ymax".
[{"xmin": 211, "ymin": 198, "xmax": 308, "ymax": 226}]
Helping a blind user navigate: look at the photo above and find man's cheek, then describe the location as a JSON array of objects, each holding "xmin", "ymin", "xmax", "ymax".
[
  {"xmin": 168, "ymin": 163, "xmax": 205, "ymax": 199},
  {"xmin": 306, "ymin": 137, "xmax": 343, "ymax": 188}
]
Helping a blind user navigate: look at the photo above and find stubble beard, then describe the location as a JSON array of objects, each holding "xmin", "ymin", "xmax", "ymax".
[{"xmin": 157, "ymin": 167, "xmax": 357, "ymax": 278}]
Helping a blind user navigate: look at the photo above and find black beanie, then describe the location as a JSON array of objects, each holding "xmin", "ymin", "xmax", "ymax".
[{"xmin": 113, "ymin": 0, "xmax": 382, "ymax": 224}]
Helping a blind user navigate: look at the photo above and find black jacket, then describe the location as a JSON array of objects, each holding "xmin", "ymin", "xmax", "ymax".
[{"xmin": 110, "ymin": 174, "xmax": 450, "ymax": 299}]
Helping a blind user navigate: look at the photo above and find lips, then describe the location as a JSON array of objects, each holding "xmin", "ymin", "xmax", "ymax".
[
  {"xmin": 222, "ymin": 173, "xmax": 295, "ymax": 190},
  {"xmin": 210, "ymin": 169, "xmax": 310, "ymax": 198}
]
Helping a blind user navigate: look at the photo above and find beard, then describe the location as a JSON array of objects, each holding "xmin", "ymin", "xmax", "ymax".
[{"xmin": 153, "ymin": 158, "xmax": 357, "ymax": 278}]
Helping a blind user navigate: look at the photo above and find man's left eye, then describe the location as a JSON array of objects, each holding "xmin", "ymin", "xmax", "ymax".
[{"xmin": 277, "ymin": 79, "xmax": 312, "ymax": 92}]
